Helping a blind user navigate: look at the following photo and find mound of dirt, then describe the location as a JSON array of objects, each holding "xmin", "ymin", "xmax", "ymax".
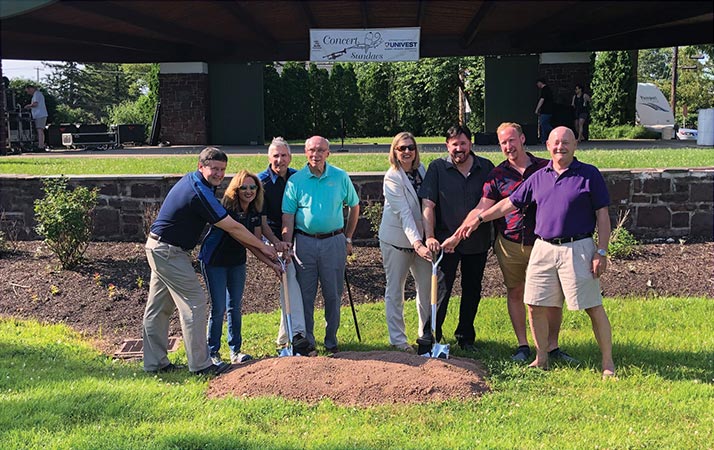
[{"xmin": 207, "ymin": 351, "xmax": 489, "ymax": 406}]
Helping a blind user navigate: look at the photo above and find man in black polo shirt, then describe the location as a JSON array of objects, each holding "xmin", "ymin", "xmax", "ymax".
[
  {"xmin": 419, "ymin": 125, "xmax": 495, "ymax": 352},
  {"xmin": 143, "ymin": 147, "xmax": 277, "ymax": 375}
]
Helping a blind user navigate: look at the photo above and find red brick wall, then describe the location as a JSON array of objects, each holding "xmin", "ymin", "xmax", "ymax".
[
  {"xmin": 539, "ymin": 62, "xmax": 592, "ymax": 103},
  {"xmin": 158, "ymin": 73, "xmax": 209, "ymax": 145}
]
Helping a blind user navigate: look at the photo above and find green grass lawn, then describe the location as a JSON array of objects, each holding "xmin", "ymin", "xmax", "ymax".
[
  {"xmin": 1, "ymin": 148, "xmax": 713, "ymax": 175},
  {"xmin": 1, "ymin": 297, "xmax": 712, "ymax": 449}
]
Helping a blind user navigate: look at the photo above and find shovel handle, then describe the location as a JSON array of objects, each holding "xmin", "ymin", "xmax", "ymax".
[
  {"xmin": 431, "ymin": 274, "xmax": 438, "ymax": 307},
  {"xmin": 281, "ymin": 271, "xmax": 291, "ymax": 315}
]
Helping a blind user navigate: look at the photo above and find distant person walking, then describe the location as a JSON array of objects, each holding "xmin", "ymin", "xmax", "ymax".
[
  {"xmin": 572, "ymin": 84, "xmax": 591, "ymax": 142},
  {"xmin": 535, "ymin": 78, "xmax": 554, "ymax": 144},
  {"xmin": 23, "ymin": 84, "xmax": 48, "ymax": 149}
]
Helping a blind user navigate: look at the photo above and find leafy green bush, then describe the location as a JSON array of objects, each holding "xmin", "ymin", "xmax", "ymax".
[
  {"xmin": 34, "ymin": 178, "xmax": 98, "ymax": 269},
  {"xmin": 109, "ymin": 99, "xmax": 151, "ymax": 142},
  {"xmin": 361, "ymin": 202, "xmax": 383, "ymax": 236},
  {"xmin": 596, "ymin": 209, "xmax": 639, "ymax": 259},
  {"xmin": 589, "ymin": 124, "xmax": 661, "ymax": 140}
]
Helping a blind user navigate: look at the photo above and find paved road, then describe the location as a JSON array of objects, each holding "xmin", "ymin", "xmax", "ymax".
[{"xmin": 8, "ymin": 138, "xmax": 703, "ymax": 158}]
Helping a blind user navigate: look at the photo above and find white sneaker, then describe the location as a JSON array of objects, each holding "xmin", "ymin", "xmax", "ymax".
[
  {"xmin": 210, "ymin": 353, "xmax": 222, "ymax": 365},
  {"xmin": 230, "ymin": 352, "xmax": 253, "ymax": 364}
]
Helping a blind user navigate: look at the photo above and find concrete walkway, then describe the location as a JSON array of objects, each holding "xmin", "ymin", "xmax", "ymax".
[{"xmin": 9, "ymin": 138, "xmax": 705, "ymax": 158}]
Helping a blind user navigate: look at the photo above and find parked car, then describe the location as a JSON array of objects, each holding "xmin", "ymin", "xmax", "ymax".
[{"xmin": 676, "ymin": 128, "xmax": 698, "ymax": 140}]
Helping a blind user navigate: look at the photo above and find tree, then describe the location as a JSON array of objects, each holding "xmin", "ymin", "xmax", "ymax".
[
  {"xmin": 354, "ymin": 63, "xmax": 395, "ymax": 136},
  {"xmin": 263, "ymin": 63, "xmax": 285, "ymax": 139},
  {"xmin": 280, "ymin": 62, "xmax": 311, "ymax": 139},
  {"xmin": 591, "ymin": 51, "xmax": 637, "ymax": 126},
  {"xmin": 330, "ymin": 63, "xmax": 360, "ymax": 139},
  {"xmin": 307, "ymin": 63, "xmax": 335, "ymax": 137}
]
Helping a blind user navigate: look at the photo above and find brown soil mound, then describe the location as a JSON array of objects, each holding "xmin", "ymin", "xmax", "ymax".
[{"xmin": 207, "ymin": 351, "xmax": 489, "ymax": 406}]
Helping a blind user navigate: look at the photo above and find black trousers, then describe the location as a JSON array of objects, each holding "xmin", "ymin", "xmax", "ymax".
[{"xmin": 429, "ymin": 251, "xmax": 488, "ymax": 344}]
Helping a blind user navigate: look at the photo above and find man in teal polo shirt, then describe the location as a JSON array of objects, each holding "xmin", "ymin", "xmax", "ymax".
[{"xmin": 282, "ymin": 136, "xmax": 360, "ymax": 353}]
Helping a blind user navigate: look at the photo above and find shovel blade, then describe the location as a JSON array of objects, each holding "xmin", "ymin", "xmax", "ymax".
[
  {"xmin": 279, "ymin": 347, "xmax": 294, "ymax": 357},
  {"xmin": 430, "ymin": 342, "xmax": 450, "ymax": 359}
]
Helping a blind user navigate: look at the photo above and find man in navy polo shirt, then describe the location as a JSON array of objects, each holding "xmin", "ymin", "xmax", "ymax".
[
  {"xmin": 419, "ymin": 125, "xmax": 495, "ymax": 352},
  {"xmin": 472, "ymin": 127, "xmax": 615, "ymax": 378},
  {"xmin": 143, "ymin": 147, "xmax": 278, "ymax": 376},
  {"xmin": 258, "ymin": 137, "xmax": 314, "ymax": 356}
]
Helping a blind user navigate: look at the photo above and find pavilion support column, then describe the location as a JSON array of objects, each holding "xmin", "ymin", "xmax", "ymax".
[{"xmin": 158, "ymin": 62, "xmax": 209, "ymax": 145}]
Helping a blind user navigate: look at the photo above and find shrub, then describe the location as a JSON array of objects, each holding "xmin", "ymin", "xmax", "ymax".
[
  {"xmin": 361, "ymin": 202, "xmax": 383, "ymax": 236},
  {"xmin": 589, "ymin": 124, "xmax": 661, "ymax": 140},
  {"xmin": 34, "ymin": 178, "xmax": 98, "ymax": 269},
  {"xmin": 596, "ymin": 209, "xmax": 639, "ymax": 259}
]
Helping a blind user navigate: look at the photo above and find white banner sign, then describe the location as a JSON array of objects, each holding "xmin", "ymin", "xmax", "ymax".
[{"xmin": 310, "ymin": 28, "xmax": 420, "ymax": 62}]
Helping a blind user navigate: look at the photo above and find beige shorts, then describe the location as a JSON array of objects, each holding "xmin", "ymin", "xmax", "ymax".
[
  {"xmin": 524, "ymin": 238, "xmax": 602, "ymax": 310},
  {"xmin": 494, "ymin": 234, "xmax": 532, "ymax": 288}
]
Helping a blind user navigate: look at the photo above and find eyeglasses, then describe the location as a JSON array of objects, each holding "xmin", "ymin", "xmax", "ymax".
[
  {"xmin": 239, "ymin": 184, "xmax": 258, "ymax": 191},
  {"xmin": 396, "ymin": 144, "xmax": 416, "ymax": 152}
]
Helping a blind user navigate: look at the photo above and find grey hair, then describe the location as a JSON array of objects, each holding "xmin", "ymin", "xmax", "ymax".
[
  {"xmin": 304, "ymin": 136, "xmax": 330, "ymax": 148},
  {"xmin": 269, "ymin": 136, "xmax": 291, "ymax": 154}
]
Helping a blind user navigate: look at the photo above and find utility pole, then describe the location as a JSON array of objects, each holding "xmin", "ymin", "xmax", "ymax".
[
  {"xmin": 35, "ymin": 67, "xmax": 40, "ymax": 82},
  {"xmin": 670, "ymin": 46, "xmax": 678, "ymax": 116}
]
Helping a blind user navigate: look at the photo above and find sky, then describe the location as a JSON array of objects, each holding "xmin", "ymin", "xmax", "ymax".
[{"xmin": 2, "ymin": 59, "xmax": 58, "ymax": 82}]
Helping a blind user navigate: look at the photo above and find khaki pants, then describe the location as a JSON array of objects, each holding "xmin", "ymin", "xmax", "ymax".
[{"xmin": 143, "ymin": 238, "xmax": 212, "ymax": 372}]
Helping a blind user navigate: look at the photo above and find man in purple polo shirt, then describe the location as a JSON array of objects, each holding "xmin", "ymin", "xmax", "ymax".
[
  {"xmin": 466, "ymin": 127, "xmax": 614, "ymax": 378},
  {"xmin": 443, "ymin": 122, "xmax": 575, "ymax": 363}
]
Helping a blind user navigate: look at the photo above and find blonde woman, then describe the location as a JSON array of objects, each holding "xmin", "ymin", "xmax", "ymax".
[
  {"xmin": 378, "ymin": 132, "xmax": 432, "ymax": 353},
  {"xmin": 199, "ymin": 170, "xmax": 274, "ymax": 364}
]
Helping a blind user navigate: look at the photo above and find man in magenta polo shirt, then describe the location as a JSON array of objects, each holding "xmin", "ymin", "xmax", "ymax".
[{"xmin": 464, "ymin": 127, "xmax": 615, "ymax": 378}]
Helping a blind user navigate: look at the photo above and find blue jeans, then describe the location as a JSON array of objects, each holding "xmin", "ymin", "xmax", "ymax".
[
  {"xmin": 539, "ymin": 113, "xmax": 553, "ymax": 143},
  {"xmin": 201, "ymin": 263, "xmax": 247, "ymax": 356}
]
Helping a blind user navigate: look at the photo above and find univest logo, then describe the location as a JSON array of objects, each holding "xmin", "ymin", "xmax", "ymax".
[{"xmin": 385, "ymin": 41, "xmax": 418, "ymax": 49}]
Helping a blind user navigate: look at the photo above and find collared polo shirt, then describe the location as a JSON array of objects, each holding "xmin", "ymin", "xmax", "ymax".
[
  {"xmin": 418, "ymin": 151, "xmax": 495, "ymax": 254},
  {"xmin": 282, "ymin": 162, "xmax": 359, "ymax": 234},
  {"xmin": 198, "ymin": 209, "xmax": 261, "ymax": 266},
  {"xmin": 483, "ymin": 152, "xmax": 548, "ymax": 245},
  {"xmin": 509, "ymin": 157, "xmax": 610, "ymax": 240},
  {"xmin": 258, "ymin": 165, "xmax": 296, "ymax": 236},
  {"xmin": 150, "ymin": 170, "xmax": 228, "ymax": 250}
]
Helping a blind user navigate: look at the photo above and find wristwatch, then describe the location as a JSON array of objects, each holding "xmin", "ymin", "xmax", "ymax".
[
  {"xmin": 345, "ymin": 237, "xmax": 353, "ymax": 244},
  {"xmin": 596, "ymin": 248, "xmax": 607, "ymax": 257},
  {"xmin": 477, "ymin": 214, "xmax": 484, "ymax": 223}
]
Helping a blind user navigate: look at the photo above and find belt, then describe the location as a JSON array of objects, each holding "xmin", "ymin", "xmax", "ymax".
[
  {"xmin": 148, "ymin": 232, "xmax": 187, "ymax": 250},
  {"xmin": 538, "ymin": 233, "xmax": 592, "ymax": 245},
  {"xmin": 295, "ymin": 228, "xmax": 343, "ymax": 239}
]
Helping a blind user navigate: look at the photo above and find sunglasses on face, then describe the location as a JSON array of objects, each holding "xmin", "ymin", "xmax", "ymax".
[
  {"xmin": 396, "ymin": 144, "xmax": 416, "ymax": 152},
  {"xmin": 239, "ymin": 184, "xmax": 258, "ymax": 191}
]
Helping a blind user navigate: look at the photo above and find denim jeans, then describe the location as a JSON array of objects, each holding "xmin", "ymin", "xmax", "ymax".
[
  {"xmin": 201, "ymin": 262, "xmax": 247, "ymax": 356},
  {"xmin": 539, "ymin": 113, "xmax": 553, "ymax": 143}
]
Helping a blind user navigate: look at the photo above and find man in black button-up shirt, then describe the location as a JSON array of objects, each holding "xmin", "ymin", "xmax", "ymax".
[{"xmin": 419, "ymin": 125, "xmax": 495, "ymax": 351}]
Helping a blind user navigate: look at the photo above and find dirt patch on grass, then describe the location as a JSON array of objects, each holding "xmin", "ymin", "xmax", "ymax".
[{"xmin": 207, "ymin": 351, "xmax": 489, "ymax": 406}]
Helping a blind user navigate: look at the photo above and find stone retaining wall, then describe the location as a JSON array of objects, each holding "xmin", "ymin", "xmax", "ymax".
[{"xmin": 1, "ymin": 169, "xmax": 712, "ymax": 242}]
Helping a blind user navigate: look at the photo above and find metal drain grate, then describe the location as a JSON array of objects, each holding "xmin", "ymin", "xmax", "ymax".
[{"xmin": 114, "ymin": 337, "xmax": 181, "ymax": 359}]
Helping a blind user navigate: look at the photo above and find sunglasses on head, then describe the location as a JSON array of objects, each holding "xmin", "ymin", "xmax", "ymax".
[
  {"xmin": 239, "ymin": 184, "xmax": 258, "ymax": 191},
  {"xmin": 396, "ymin": 144, "xmax": 416, "ymax": 152}
]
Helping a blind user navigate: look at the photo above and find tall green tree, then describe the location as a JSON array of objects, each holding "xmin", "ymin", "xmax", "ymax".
[
  {"xmin": 330, "ymin": 63, "xmax": 360, "ymax": 139},
  {"xmin": 591, "ymin": 51, "xmax": 637, "ymax": 126},
  {"xmin": 263, "ymin": 63, "xmax": 285, "ymax": 139},
  {"xmin": 354, "ymin": 63, "xmax": 395, "ymax": 136},
  {"xmin": 307, "ymin": 63, "xmax": 335, "ymax": 137},
  {"xmin": 280, "ymin": 62, "xmax": 310, "ymax": 139}
]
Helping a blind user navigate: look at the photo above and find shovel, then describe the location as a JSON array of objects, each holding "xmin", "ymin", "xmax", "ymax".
[
  {"xmin": 277, "ymin": 253, "xmax": 295, "ymax": 357},
  {"xmin": 428, "ymin": 249, "xmax": 449, "ymax": 359}
]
